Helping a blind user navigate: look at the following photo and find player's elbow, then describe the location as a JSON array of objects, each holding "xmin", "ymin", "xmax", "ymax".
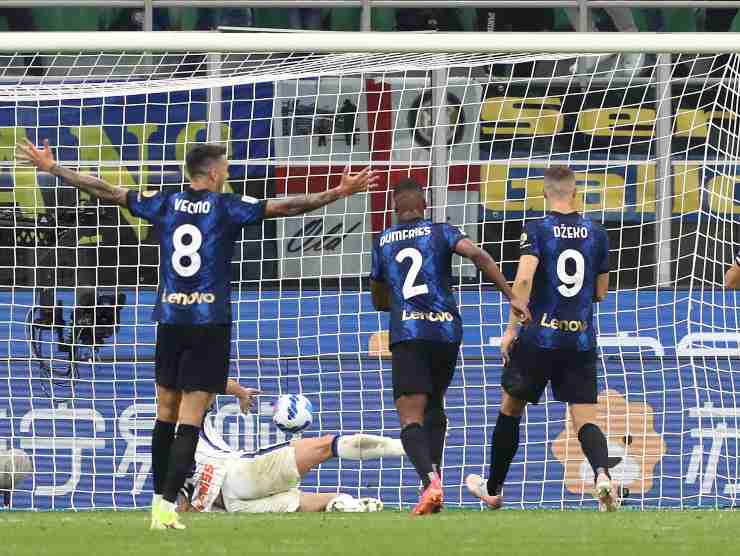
[
  {"xmin": 370, "ymin": 283, "xmax": 390, "ymax": 311},
  {"xmin": 594, "ymin": 285, "xmax": 609, "ymax": 303},
  {"xmin": 112, "ymin": 188, "xmax": 129, "ymax": 207},
  {"xmin": 263, "ymin": 202, "xmax": 287, "ymax": 219},
  {"xmin": 593, "ymin": 274, "xmax": 609, "ymax": 302},
  {"xmin": 469, "ymin": 247, "xmax": 491, "ymax": 271},
  {"xmin": 372, "ymin": 294, "xmax": 390, "ymax": 312}
]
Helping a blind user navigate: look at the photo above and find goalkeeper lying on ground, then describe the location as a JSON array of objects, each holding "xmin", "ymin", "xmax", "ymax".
[{"xmin": 178, "ymin": 405, "xmax": 404, "ymax": 513}]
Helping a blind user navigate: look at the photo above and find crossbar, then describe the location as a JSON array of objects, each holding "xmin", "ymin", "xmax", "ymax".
[{"xmin": 0, "ymin": 31, "xmax": 738, "ymax": 53}]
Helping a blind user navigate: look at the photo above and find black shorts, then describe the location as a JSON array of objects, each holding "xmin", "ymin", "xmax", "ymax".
[
  {"xmin": 501, "ymin": 338, "xmax": 598, "ymax": 404},
  {"xmin": 390, "ymin": 340, "xmax": 460, "ymax": 401},
  {"xmin": 155, "ymin": 323, "xmax": 231, "ymax": 394}
]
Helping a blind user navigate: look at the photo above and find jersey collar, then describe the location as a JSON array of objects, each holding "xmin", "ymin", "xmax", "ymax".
[{"xmin": 185, "ymin": 185, "xmax": 209, "ymax": 195}]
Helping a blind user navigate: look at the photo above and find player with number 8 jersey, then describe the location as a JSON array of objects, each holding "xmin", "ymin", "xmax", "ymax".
[
  {"xmin": 127, "ymin": 180, "xmax": 262, "ymax": 325},
  {"xmin": 15, "ymin": 140, "xmax": 379, "ymax": 530}
]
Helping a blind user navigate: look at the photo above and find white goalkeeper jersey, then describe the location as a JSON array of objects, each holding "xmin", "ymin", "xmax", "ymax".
[
  {"xmin": 186, "ymin": 415, "xmax": 298, "ymax": 512},
  {"xmin": 186, "ymin": 418, "xmax": 237, "ymax": 512}
]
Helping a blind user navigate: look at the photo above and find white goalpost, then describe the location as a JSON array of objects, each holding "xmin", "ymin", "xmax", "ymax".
[{"xmin": 1, "ymin": 31, "xmax": 739, "ymax": 510}]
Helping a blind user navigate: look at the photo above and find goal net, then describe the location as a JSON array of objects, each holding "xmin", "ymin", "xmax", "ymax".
[{"xmin": 1, "ymin": 34, "xmax": 739, "ymax": 510}]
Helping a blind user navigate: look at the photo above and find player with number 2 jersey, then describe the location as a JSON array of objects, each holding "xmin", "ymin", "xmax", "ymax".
[
  {"xmin": 369, "ymin": 178, "xmax": 530, "ymax": 516},
  {"xmin": 371, "ymin": 217, "xmax": 465, "ymax": 346}
]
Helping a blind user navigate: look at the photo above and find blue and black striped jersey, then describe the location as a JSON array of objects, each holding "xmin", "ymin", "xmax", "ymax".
[
  {"xmin": 518, "ymin": 212, "xmax": 609, "ymax": 351},
  {"xmin": 370, "ymin": 219, "xmax": 466, "ymax": 346},
  {"xmin": 127, "ymin": 188, "xmax": 266, "ymax": 325}
]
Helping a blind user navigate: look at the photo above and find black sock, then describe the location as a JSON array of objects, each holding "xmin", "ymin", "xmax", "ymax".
[
  {"xmin": 162, "ymin": 424, "xmax": 200, "ymax": 504},
  {"xmin": 400, "ymin": 423, "xmax": 435, "ymax": 488},
  {"xmin": 151, "ymin": 420, "xmax": 176, "ymax": 495},
  {"xmin": 487, "ymin": 412, "xmax": 521, "ymax": 496},
  {"xmin": 578, "ymin": 423, "xmax": 610, "ymax": 482},
  {"xmin": 424, "ymin": 409, "xmax": 447, "ymax": 475}
]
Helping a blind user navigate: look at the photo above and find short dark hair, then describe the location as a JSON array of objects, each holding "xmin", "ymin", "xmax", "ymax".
[
  {"xmin": 543, "ymin": 165, "xmax": 575, "ymax": 183},
  {"xmin": 186, "ymin": 144, "xmax": 227, "ymax": 177},
  {"xmin": 393, "ymin": 178, "xmax": 423, "ymax": 196}
]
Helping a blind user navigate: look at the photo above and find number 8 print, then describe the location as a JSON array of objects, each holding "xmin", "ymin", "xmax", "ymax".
[{"xmin": 172, "ymin": 224, "xmax": 202, "ymax": 277}]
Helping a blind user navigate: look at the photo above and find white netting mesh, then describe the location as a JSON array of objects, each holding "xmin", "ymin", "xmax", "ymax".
[
  {"xmin": 0, "ymin": 49, "xmax": 739, "ymax": 510},
  {"xmin": 0, "ymin": 51, "xmax": 569, "ymax": 101}
]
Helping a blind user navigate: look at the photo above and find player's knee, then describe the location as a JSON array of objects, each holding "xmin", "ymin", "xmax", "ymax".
[
  {"xmin": 395, "ymin": 394, "xmax": 427, "ymax": 426},
  {"xmin": 399, "ymin": 417, "xmax": 424, "ymax": 429},
  {"xmin": 157, "ymin": 399, "xmax": 179, "ymax": 422},
  {"xmin": 319, "ymin": 435, "xmax": 336, "ymax": 449},
  {"xmin": 569, "ymin": 404, "xmax": 597, "ymax": 430},
  {"xmin": 501, "ymin": 392, "xmax": 526, "ymax": 417},
  {"xmin": 177, "ymin": 391, "xmax": 215, "ymax": 425},
  {"xmin": 178, "ymin": 403, "xmax": 209, "ymax": 426}
]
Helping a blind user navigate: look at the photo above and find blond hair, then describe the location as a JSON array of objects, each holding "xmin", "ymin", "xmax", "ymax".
[{"xmin": 543, "ymin": 165, "xmax": 576, "ymax": 199}]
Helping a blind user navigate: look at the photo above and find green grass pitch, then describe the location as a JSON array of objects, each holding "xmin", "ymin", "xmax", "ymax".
[{"xmin": 2, "ymin": 509, "xmax": 737, "ymax": 556}]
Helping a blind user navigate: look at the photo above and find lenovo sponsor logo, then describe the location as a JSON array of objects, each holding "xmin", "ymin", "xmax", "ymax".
[
  {"xmin": 161, "ymin": 291, "xmax": 216, "ymax": 305},
  {"xmin": 402, "ymin": 310, "xmax": 454, "ymax": 322},
  {"xmin": 539, "ymin": 313, "xmax": 589, "ymax": 332}
]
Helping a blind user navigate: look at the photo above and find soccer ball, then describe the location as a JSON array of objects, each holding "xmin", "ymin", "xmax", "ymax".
[
  {"xmin": 325, "ymin": 494, "xmax": 365, "ymax": 512},
  {"xmin": 325, "ymin": 495, "xmax": 384, "ymax": 513},
  {"xmin": 273, "ymin": 394, "xmax": 313, "ymax": 434},
  {"xmin": 0, "ymin": 449, "xmax": 32, "ymax": 490},
  {"xmin": 359, "ymin": 497, "xmax": 384, "ymax": 512}
]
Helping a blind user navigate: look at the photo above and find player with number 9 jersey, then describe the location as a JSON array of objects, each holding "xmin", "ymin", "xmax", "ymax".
[
  {"xmin": 517, "ymin": 211, "xmax": 609, "ymax": 352},
  {"xmin": 464, "ymin": 166, "xmax": 617, "ymax": 513},
  {"xmin": 502, "ymin": 202, "xmax": 610, "ymax": 408}
]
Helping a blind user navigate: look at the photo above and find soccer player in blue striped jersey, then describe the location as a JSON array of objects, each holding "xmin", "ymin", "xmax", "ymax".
[
  {"xmin": 465, "ymin": 166, "xmax": 619, "ymax": 512},
  {"xmin": 17, "ymin": 140, "xmax": 378, "ymax": 528},
  {"xmin": 369, "ymin": 178, "xmax": 531, "ymax": 515}
]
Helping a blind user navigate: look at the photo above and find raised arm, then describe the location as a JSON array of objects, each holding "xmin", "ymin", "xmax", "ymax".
[
  {"xmin": 16, "ymin": 139, "xmax": 128, "ymax": 207},
  {"xmin": 264, "ymin": 167, "xmax": 379, "ymax": 218},
  {"xmin": 454, "ymin": 238, "xmax": 532, "ymax": 324}
]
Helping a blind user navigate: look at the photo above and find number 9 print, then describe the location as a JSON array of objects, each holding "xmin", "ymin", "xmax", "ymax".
[{"xmin": 556, "ymin": 249, "xmax": 584, "ymax": 298}]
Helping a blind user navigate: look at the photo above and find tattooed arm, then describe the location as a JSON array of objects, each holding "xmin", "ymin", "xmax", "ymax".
[
  {"xmin": 16, "ymin": 139, "xmax": 128, "ymax": 207},
  {"xmin": 264, "ymin": 167, "xmax": 379, "ymax": 218}
]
